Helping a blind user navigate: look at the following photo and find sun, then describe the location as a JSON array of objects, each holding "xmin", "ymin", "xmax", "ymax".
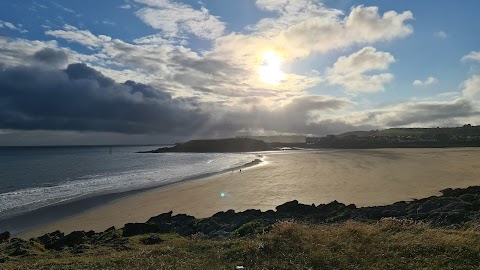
[{"xmin": 258, "ymin": 51, "xmax": 285, "ymax": 85}]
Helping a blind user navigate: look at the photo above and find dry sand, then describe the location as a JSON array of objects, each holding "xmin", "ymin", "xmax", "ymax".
[{"xmin": 21, "ymin": 148, "xmax": 480, "ymax": 238}]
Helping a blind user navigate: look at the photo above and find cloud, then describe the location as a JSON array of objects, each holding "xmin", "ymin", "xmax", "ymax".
[
  {"xmin": 413, "ymin": 76, "xmax": 438, "ymax": 86},
  {"xmin": 0, "ymin": 62, "xmax": 354, "ymax": 137},
  {"xmin": 0, "ymin": 63, "xmax": 209, "ymax": 134},
  {"xmin": 462, "ymin": 51, "xmax": 480, "ymax": 62},
  {"xmin": 39, "ymin": 3, "xmax": 413, "ymax": 102},
  {"xmin": 133, "ymin": 34, "xmax": 187, "ymax": 45},
  {"xmin": 45, "ymin": 24, "xmax": 112, "ymax": 49},
  {"xmin": 312, "ymin": 98, "xmax": 480, "ymax": 128},
  {"xmin": 134, "ymin": 0, "xmax": 226, "ymax": 39},
  {"xmin": 0, "ymin": 19, "xmax": 28, "ymax": 33},
  {"xmin": 434, "ymin": 31, "xmax": 447, "ymax": 39},
  {"xmin": 102, "ymin": 20, "xmax": 116, "ymax": 26},
  {"xmin": 32, "ymin": 48, "xmax": 69, "ymax": 66},
  {"xmin": 206, "ymin": 3, "xmax": 412, "ymax": 93},
  {"xmin": 326, "ymin": 47, "xmax": 395, "ymax": 93},
  {"xmin": 120, "ymin": 4, "xmax": 132, "ymax": 9},
  {"xmin": 279, "ymin": 5, "xmax": 413, "ymax": 57},
  {"xmin": 0, "ymin": 37, "xmax": 98, "ymax": 69},
  {"xmin": 462, "ymin": 75, "xmax": 480, "ymax": 99},
  {"xmin": 250, "ymin": 0, "xmax": 342, "ymax": 37}
]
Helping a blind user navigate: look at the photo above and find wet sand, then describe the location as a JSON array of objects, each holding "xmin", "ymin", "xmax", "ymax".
[{"xmin": 20, "ymin": 148, "xmax": 480, "ymax": 238}]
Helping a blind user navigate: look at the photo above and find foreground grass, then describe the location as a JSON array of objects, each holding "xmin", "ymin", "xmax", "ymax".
[{"xmin": 2, "ymin": 220, "xmax": 480, "ymax": 270}]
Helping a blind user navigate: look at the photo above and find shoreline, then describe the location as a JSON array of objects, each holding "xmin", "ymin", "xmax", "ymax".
[
  {"xmin": 0, "ymin": 154, "xmax": 267, "ymax": 236},
  {"xmin": 16, "ymin": 148, "xmax": 480, "ymax": 239}
]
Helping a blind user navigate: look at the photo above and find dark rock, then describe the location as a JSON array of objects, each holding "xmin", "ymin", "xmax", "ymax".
[
  {"xmin": 276, "ymin": 200, "xmax": 315, "ymax": 214},
  {"xmin": 85, "ymin": 230, "xmax": 96, "ymax": 238},
  {"xmin": 147, "ymin": 211, "xmax": 173, "ymax": 223},
  {"xmin": 95, "ymin": 228, "xmax": 121, "ymax": 244},
  {"xmin": 141, "ymin": 235, "xmax": 164, "ymax": 245},
  {"xmin": 317, "ymin": 201, "xmax": 348, "ymax": 214},
  {"xmin": 241, "ymin": 209, "xmax": 263, "ymax": 217},
  {"xmin": 64, "ymin": 231, "xmax": 86, "ymax": 247},
  {"xmin": 212, "ymin": 209, "xmax": 236, "ymax": 219},
  {"xmin": 0, "ymin": 231, "xmax": 10, "ymax": 243},
  {"xmin": 123, "ymin": 223, "xmax": 157, "ymax": 237},
  {"xmin": 36, "ymin": 230, "xmax": 65, "ymax": 250},
  {"xmin": 416, "ymin": 198, "xmax": 459, "ymax": 214},
  {"xmin": 171, "ymin": 214, "xmax": 196, "ymax": 223}
]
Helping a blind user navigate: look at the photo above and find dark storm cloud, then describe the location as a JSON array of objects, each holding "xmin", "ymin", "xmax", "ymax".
[
  {"xmin": 0, "ymin": 63, "xmax": 209, "ymax": 134},
  {"xmin": 0, "ymin": 62, "xmax": 366, "ymax": 138},
  {"xmin": 32, "ymin": 48, "xmax": 68, "ymax": 66}
]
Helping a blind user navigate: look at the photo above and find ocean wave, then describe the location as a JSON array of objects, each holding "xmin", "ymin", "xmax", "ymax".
[{"xmin": 0, "ymin": 153, "xmax": 256, "ymax": 218}]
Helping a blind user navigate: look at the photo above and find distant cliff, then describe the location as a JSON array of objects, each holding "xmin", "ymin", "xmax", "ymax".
[{"xmin": 141, "ymin": 138, "xmax": 274, "ymax": 153}]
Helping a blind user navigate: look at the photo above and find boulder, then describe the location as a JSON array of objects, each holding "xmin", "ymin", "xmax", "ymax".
[
  {"xmin": 64, "ymin": 231, "xmax": 86, "ymax": 247},
  {"xmin": 212, "ymin": 209, "xmax": 236, "ymax": 219},
  {"xmin": 0, "ymin": 231, "xmax": 10, "ymax": 243},
  {"xmin": 147, "ymin": 211, "xmax": 173, "ymax": 223},
  {"xmin": 122, "ymin": 223, "xmax": 157, "ymax": 237},
  {"xmin": 276, "ymin": 200, "xmax": 316, "ymax": 214},
  {"xmin": 36, "ymin": 230, "xmax": 65, "ymax": 250}
]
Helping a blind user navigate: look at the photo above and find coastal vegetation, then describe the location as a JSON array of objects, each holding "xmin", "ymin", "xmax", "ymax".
[
  {"xmin": 2, "ymin": 186, "xmax": 480, "ymax": 269},
  {"xmin": 1, "ymin": 221, "xmax": 480, "ymax": 269}
]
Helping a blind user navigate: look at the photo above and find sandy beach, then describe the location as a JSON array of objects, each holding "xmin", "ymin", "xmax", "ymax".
[{"xmin": 20, "ymin": 148, "xmax": 480, "ymax": 238}]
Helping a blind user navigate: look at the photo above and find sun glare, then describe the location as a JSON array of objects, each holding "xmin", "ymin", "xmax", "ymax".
[{"xmin": 258, "ymin": 51, "xmax": 285, "ymax": 85}]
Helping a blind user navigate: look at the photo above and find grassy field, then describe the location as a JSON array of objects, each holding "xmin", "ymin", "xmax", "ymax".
[{"xmin": 2, "ymin": 219, "xmax": 480, "ymax": 270}]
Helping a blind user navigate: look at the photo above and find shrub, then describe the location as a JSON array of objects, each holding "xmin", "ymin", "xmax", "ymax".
[{"xmin": 235, "ymin": 221, "xmax": 265, "ymax": 236}]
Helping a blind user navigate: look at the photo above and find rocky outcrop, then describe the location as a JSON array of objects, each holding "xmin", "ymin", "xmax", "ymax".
[
  {"xmin": 2, "ymin": 185, "xmax": 479, "ymax": 255},
  {"xmin": 141, "ymin": 138, "xmax": 274, "ymax": 153},
  {"xmin": 0, "ymin": 231, "xmax": 10, "ymax": 243}
]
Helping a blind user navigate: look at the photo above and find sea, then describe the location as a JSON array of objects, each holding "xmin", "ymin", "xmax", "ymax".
[{"xmin": 0, "ymin": 145, "xmax": 257, "ymax": 220}]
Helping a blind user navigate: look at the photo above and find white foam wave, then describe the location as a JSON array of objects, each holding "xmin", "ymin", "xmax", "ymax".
[{"xmin": 0, "ymin": 153, "xmax": 255, "ymax": 218}]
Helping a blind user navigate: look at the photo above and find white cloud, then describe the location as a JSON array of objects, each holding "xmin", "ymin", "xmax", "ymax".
[
  {"xmin": 0, "ymin": 36, "xmax": 102, "ymax": 69},
  {"xmin": 208, "ymin": 4, "xmax": 412, "ymax": 72},
  {"xmin": 0, "ymin": 19, "xmax": 28, "ymax": 33},
  {"xmin": 280, "ymin": 5, "xmax": 413, "ymax": 57},
  {"xmin": 462, "ymin": 51, "xmax": 480, "ymax": 62},
  {"xmin": 45, "ymin": 24, "xmax": 112, "ymax": 49},
  {"xmin": 434, "ymin": 31, "xmax": 447, "ymax": 39},
  {"xmin": 326, "ymin": 47, "xmax": 395, "ymax": 93},
  {"xmin": 133, "ymin": 34, "xmax": 187, "ymax": 45},
  {"xmin": 102, "ymin": 20, "xmax": 116, "ymax": 26},
  {"xmin": 311, "ymin": 98, "xmax": 480, "ymax": 128},
  {"xmin": 413, "ymin": 76, "xmax": 438, "ymax": 86},
  {"xmin": 249, "ymin": 0, "xmax": 342, "ymax": 37},
  {"xmin": 462, "ymin": 75, "xmax": 480, "ymax": 99},
  {"xmin": 134, "ymin": 0, "xmax": 226, "ymax": 40},
  {"xmin": 120, "ymin": 4, "xmax": 132, "ymax": 9}
]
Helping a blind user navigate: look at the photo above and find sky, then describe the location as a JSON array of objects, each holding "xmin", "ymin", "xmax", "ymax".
[{"xmin": 0, "ymin": 0, "xmax": 480, "ymax": 145}]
